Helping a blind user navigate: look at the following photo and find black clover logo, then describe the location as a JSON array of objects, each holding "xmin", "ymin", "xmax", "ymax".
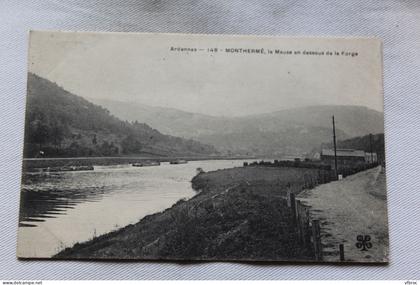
[{"xmin": 356, "ymin": 235, "xmax": 372, "ymax": 251}]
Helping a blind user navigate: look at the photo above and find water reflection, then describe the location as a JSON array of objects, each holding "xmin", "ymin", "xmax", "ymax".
[
  {"xmin": 20, "ymin": 170, "xmax": 120, "ymax": 227},
  {"xmin": 17, "ymin": 160, "xmax": 248, "ymax": 257}
]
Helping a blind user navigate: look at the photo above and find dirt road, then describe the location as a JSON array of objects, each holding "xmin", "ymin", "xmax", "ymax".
[{"xmin": 298, "ymin": 166, "xmax": 389, "ymax": 262}]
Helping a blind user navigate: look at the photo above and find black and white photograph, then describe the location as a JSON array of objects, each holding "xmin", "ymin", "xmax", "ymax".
[{"xmin": 17, "ymin": 31, "xmax": 388, "ymax": 263}]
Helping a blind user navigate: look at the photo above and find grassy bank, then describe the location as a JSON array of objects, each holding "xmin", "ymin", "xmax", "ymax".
[{"xmin": 55, "ymin": 166, "xmax": 326, "ymax": 261}]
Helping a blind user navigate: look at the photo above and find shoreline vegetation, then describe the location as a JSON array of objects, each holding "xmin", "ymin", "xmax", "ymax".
[
  {"xmin": 22, "ymin": 156, "xmax": 257, "ymax": 170},
  {"xmin": 54, "ymin": 162, "xmax": 378, "ymax": 261}
]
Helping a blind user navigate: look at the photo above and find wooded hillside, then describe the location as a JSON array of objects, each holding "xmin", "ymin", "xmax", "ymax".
[{"xmin": 24, "ymin": 73, "xmax": 218, "ymax": 158}]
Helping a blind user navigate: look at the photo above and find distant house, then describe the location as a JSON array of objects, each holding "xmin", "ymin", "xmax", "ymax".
[{"xmin": 321, "ymin": 149, "xmax": 368, "ymax": 165}]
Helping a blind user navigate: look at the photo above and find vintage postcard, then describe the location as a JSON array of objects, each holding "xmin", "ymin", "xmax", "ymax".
[{"xmin": 18, "ymin": 31, "xmax": 388, "ymax": 262}]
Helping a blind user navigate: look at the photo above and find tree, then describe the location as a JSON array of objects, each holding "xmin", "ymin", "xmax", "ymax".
[
  {"xmin": 30, "ymin": 120, "xmax": 49, "ymax": 150},
  {"xmin": 121, "ymin": 135, "xmax": 143, "ymax": 154},
  {"xmin": 51, "ymin": 121, "xmax": 65, "ymax": 152}
]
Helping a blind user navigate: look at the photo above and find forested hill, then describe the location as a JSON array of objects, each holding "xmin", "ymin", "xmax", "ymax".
[
  {"xmin": 23, "ymin": 73, "xmax": 218, "ymax": 158},
  {"xmin": 94, "ymin": 99, "xmax": 384, "ymax": 156}
]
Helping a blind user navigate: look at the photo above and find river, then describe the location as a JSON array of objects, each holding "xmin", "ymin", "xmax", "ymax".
[{"xmin": 17, "ymin": 159, "xmax": 251, "ymax": 258}]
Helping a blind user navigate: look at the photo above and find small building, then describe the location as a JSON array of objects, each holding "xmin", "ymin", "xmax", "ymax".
[{"xmin": 321, "ymin": 149, "xmax": 366, "ymax": 165}]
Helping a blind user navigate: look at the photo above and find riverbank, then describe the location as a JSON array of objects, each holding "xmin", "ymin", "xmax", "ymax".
[
  {"xmin": 55, "ymin": 166, "xmax": 325, "ymax": 261},
  {"xmin": 22, "ymin": 156, "xmax": 258, "ymax": 170}
]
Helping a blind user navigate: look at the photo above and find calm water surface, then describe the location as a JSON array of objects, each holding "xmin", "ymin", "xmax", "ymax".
[{"xmin": 17, "ymin": 160, "xmax": 249, "ymax": 257}]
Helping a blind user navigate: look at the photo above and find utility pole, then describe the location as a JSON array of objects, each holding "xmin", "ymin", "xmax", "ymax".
[
  {"xmin": 369, "ymin": 133, "xmax": 374, "ymax": 164},
  {"xmin": 332, "ymin": 116, "xmax": 338, "ymax": 179}
]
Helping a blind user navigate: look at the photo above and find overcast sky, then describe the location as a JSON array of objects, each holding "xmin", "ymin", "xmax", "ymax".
[{"xmin": 29, "ymin": 31, "xmax": 384, "ymax": 117}]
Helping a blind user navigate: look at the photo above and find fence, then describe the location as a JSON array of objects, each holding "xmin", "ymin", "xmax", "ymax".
[
  {"xmin": 286, "ymin": 164, "xmax": 381, "ymax": 262},
  {"xmin": 263, "ymin": 159, "xmax": 381, "ymax": 261},
  {"xmin": 288, "ymin": 192, "xmax": 323, "ymax": 261},
  {"xmin": 245, "ymin": 159, "xmax": 380, "ymax": 182}
]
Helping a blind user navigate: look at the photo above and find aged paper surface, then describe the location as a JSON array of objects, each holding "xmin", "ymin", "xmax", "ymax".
[{"xmin": 18, "ymin": 31, "xmax": 387, "ymax": 262}]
